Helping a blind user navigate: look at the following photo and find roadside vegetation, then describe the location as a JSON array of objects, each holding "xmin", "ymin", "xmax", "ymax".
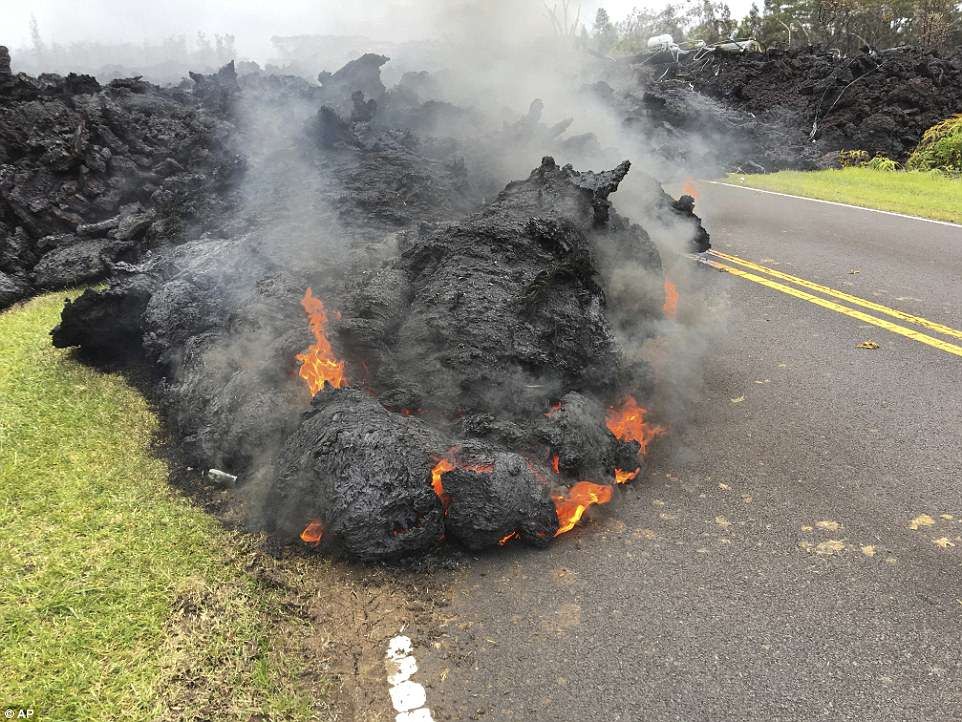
[
  {"xmin": 907, "ymin": 114, "xmax": 962, "ymax": 173},
  {"xmin": 0, "ymin": 293, "xmax": 329, "ymax": 721},
  {"xmin": 727, "ymin": 116, "xmax": 962, "ymax": 225},
  {"xmin": 726, "ymin": 167, "xmax": 962, "ymax": 224}
]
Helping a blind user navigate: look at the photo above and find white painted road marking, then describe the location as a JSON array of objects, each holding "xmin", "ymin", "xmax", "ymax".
[
  {"xmin": 706, "ymin": 181, "xmax": 962, "ymax": 229},
  {"xmin": 389, "ymin": 681, "xmax": 427, "ymax": 713},
  {"xmin": 387, "ymin": 635, "xmax": 435, "ymax": 722}
]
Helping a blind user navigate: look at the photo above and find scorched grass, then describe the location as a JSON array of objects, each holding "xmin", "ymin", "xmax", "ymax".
[
  {"xmin": 0, "ymin": 292, "xmax": 325, "ymax": 721},
  {"xmin": 726, "ymin": 167, "xmax": 962, "ymax": 224}
]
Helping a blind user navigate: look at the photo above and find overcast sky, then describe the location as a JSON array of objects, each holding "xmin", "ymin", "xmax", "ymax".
[{"xmin": 6, "ymin": 0, "xmax": 759, "ymax": 61}]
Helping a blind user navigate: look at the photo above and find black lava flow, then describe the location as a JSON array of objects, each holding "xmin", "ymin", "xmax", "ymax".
[{"xmin": 4, "ymin": 47, "xmax": 715, "ymax": 560}]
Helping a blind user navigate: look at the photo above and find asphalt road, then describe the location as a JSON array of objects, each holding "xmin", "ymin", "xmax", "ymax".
[{"xmin": 417, "ymin": 183, "xmax": 962, "ymax": 721}]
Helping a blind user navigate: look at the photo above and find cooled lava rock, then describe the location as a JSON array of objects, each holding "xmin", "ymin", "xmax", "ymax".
[
  {"xmin": 0, "ymin": 46, "xmax": 240, "ymax": 310},
  {"xmin": 679, "ymin": 45, "xmax": 962, "ymax": 164},
  {"xmin": 270, "ymin": 388, "xmax": 558, "ymax": 559},
  {"xmin": 50, "ymin": 51, "xmax": 710, "ymax": 561},
  {"xmin": 617, "ymin": 44, "xmax": 962, "ymax": 172},
  {"xmin": 338, "ymin": 156, "xmax": 657, "ymax": 418}
]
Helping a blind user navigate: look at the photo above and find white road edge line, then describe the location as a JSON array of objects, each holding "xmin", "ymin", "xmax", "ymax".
[
  {"xmin": 386, "ymin": 635, "xmax": 435, "ymax": 722},
  {"xmin": 705, "ymin": 181, "xmax": 962, "ymax": 229}
]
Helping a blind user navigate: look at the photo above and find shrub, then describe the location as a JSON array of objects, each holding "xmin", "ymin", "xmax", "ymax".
[
  {"xmin": 907, "ymin": 114, "xmax": 962, "ymax": 172},
  {"xmin": 838, "ymin": 149, "xmax": 870, "ymax": 167},
  {"xmin": 867, "ymin": 154, "xmax": 901, "ymax": 172}
]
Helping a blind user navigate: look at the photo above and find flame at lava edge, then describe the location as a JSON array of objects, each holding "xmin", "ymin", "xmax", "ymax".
[
  {"xmin": 553, "ymin": 481, "xmax": 614, "ymax": 536},
  {"xmin": 614, "ymin": 467, "xmax": 640, "ymax": 485},
  {"xmin": 431, "ymin": 458, "xmax": 455, "ymax": 508},
  {"xmin": 663, "ymin": 278, "xmax": 679, "ymax": 318},
  {"xmin": 606, "ymin": 395, "xmax": 667, "ymax": 456},
  {"xmin": 296, "ymin": 288, "xmax": 346, "ymax": 396},
  {"xmin": 550, "ymin": 396, "xmax": 666, "ymax": 537},
  {"xmin": 424, "ymin": 403, "xmax": 664, "ymax": 543},
  {"xmin": 431, "ymin": 457, "xmax": 495, "ymax": 512},
  {"xmin": 300, "ymin": 519, "xmax": 324, "ymax": 545}
]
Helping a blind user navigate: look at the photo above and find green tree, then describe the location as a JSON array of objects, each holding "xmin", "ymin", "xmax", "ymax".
[
  {"xmin": 614, "ymin": 2, "xmax": 688, "ymax": 53},
  {"xmin": 746, "ymin": 0, "xmax": 961, "ymax": 51},
  {"xmin": 688, "ymin": 1, "xmax": 738, "ymax": 43},
  {"xmin": 738, "ymin": 2, "xmax": 764, "ymax": 37},
  {"xmin": 593, "ymin": 7, "xmax": 619, "ymax": 51}
]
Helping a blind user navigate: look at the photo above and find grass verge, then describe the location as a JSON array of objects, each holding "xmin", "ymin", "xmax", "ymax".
[
  {"xmin": 725, "ymin": 167, "xmax": 962, "ymax": 224},
  {"xmin": 0, "ymin": 292, "xmax": 329, "ymax": 721}
]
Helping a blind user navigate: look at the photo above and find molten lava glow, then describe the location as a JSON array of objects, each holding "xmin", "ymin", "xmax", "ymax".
[
  {"xmin": 551, "ymin": 454, "xmax": 560, "ymax": 475},
  {"xmin": 682, "ymin": 178, "xmax": 699, "ymax": 199},
  {"xmin": 431, "ymin": 458, "xmax": 493, "ymax": 512},
  {"xmin": 296, "ymin": 288, "xmax": 345, "ymax": 396},
  {"xmin": 553, "ymin": 481, "xmax": 614, "ymax": 536},
  {"xmin": 606, "ymin": 395, "xmax": 667, "ymax": 456},
  {"xmin": 663, "ymin": 278, "xmax": 679, "ymax": 318},
  {"xmin": 545, "ymin": 401, "xmax": 563, "ymax": 417},
  {"xmin": 431, "ymin": 459, "xmax": 455, "ymax": 500},
  {"xmin": 615, "ymin": 467, "xmax": 640, "ymax": 485},
  {"xmin": 498, "ymin": 531, "xmax": 519, "ymax": 545},
  {"xmin": 300, "ymin": 519, "xmax": 324, "ymax": 545}
]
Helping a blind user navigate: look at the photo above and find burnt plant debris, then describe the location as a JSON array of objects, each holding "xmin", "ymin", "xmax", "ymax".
[
  {"xmin": 621, "ymin": 44, "xmax": 962, "ymax": 172},
  {"xmin": 45, "ymin": 50, "xmax": 709, "ymax": 561}
]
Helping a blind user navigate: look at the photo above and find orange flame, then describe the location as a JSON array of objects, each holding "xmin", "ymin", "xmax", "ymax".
[
  {"xmin": 300, "ymin": 519, "xmax": 324, "ymax": 545},
  {"xmin": 431, "ymin": 459, "xmax": 455, "ymax": 506},
  {"xmin": 498, "ymin": 531, "xmax": 519, "ymax": 545},
  {"xmin": 614, "ymin": 467, "xmax": 640, "ymax": 485},
  {"xmin": 553, "ymin": 481, "xmax": 614, "ymax": 536},
  {"xmin": 606, "ymin": 395, "xmax": 667, "ymax": 456},
  {"xmin": 296, "ymin": 288, "xmax": 346, "ymax": 396},
  {"xmin": 551, "ymin": 454, "xmax": 560, "ymax": 475},
  {"xmin": 682, "ymin": 178, "xmax": 699, "ymax": 200},
  {"xmin": 545, "ymin": 401, "xmax": 562, "ymax": 417},
  {"xmin": 430, "ymin": 459, "xmax": 494, "ymax": 512},
  {"xmin": 663, "ymin": 278, "xmax": 679, "ymax": 318}
]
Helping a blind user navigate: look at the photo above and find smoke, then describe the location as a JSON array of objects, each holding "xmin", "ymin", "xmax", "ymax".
[
  {"xmin": 212, "ymin": 1, "xmax": 728, "ymax": 511},
  {"xmin": 395, "ymin": 1, "xmax": 728, "ymax": 426},
  {"xmin": 31, "ymin": 1, "xmax": 728, "ymax": 543}
]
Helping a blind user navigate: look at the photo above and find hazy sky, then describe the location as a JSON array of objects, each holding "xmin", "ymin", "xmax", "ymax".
[{"xmin": 7, "ymin": 0, "xmax": 758, "ymax": 61}]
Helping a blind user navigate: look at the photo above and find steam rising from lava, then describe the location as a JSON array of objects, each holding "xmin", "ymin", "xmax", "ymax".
[{"xmin": 48, "ymin": 3, "xmax": 725, "ymax": 561}]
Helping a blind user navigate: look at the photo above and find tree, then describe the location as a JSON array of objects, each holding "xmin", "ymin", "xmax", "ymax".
[
  {"xmin": 909, "ymin": 0, "xmax": 961, "ymax": 47},
  {"xmin": 738, "ymin": 2, "xmax": 764, "ymax": 37},
  {"xmin": 614, "ymin": 3, "xmax": 688, "ymax": 53},
  {"xmin": 688, "ymin": 1, "xmax": 738, "ymax": 43},
  {"xmin": 543, "ymin": 1, "xmax": 583, "ymax": 38},
  {"xmin": 593, "ymin": 8, "xmax": 619, "ymax": 51},
  {"xmin": 611, "ymin": 0, "xmax": 962, "ymax": 55}
]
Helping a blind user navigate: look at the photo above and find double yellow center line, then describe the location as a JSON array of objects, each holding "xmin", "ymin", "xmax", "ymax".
[{"xmin": 704, "ymin": 250, "xmax": 962, "ymax": 359}]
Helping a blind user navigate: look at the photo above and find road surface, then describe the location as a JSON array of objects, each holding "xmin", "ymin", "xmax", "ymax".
[{"xmin": 414, "ymin": 182, "xmax": 962, "ymax": 721}]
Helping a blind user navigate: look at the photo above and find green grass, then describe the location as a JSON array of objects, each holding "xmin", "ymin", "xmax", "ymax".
[
  {"xmin": 0, "ymin": 293, "xmax": 327, "ymax": 721},
  {"xmin": 726, "ymin": 167, "xmax": 962, "ymax": 224}
]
